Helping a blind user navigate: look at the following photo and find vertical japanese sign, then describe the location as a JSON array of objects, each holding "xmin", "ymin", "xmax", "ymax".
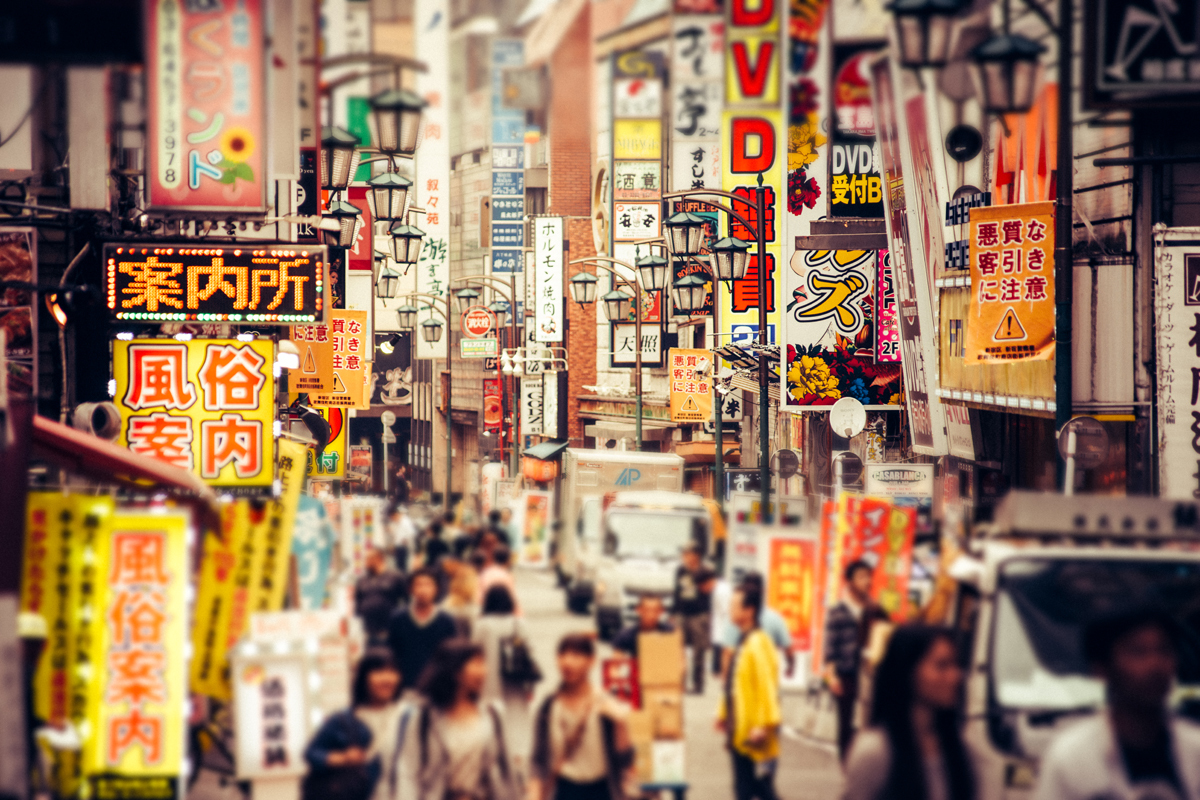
[
  {"xmin": 345, "ymin": 186, "xmax": 374, "ymax": 272},
  {"xmin": 253, "ymin": 440, "xmax": 306, "ymax": 613},
  {"xmin": 876, "ymin": 251, "xmax": 900, "ymax": 362},
  {"xmin": 869, "ymin": 54, "xmax": 947, "ymax": 454},
  {"xmin": 671, "ymin": 17, "xmax": 724, "ymax": 191},
  {"xmin": 964, "ymin": 202, "xmax": 1055, "ymax": 364},
  {"xmin": 89, "ymin": 511, "xmax": 190, "ymax": 791},
  {"xmin": 483, "ymin": 378, "xmax": 503, "ymax": 433},
  {"xmin": 292, "ymin": 496, "xmax": 335, "ymax": 611},
  {"xmin": 765, "ymin": 534, "xmax": 818, "ymax": 652},
  {"xmin": 191, "ymin": 501, "xmax": 250, "ymax": 700},
  {"xmin": 534, "ymin": 217, "xmax": 564, "ymax": 342},
  {"xmin": 146, "ymin": 0, "xmax": 268, "ymax": 211},
  {"xmin": 114, "ymin": 339, "xmax": 276, "ymax": 488},
  {"xmin": 492, "ymin": 39, "xmax": 526, "ymax": 275},
  {"xmin": 722, "ymin": 0, "xmax": 784, "ymax": 345},
  {"xmin": 415, "ymin": 0, "xmax": 449, "ymax": 359},
  {"xmin": 521, "ymin": 377, "xmax": 544, "ymax": 436},
  {"xmin": 829, "ymin": 46, "xmax": 885, "ymax": 218},
  {"xmin": 1154, "ymin": 230, "xmax": 1200, "ymax": 500},
  {"xmin": 309, "ymin": 309, "xmax": 370, "ymax": 408},
  {"xmin": 0, "ymin": 230, "xmax": 35, "ymax": 393},
  {"xmin": 669, "ymin": 348, "xmax": 714, "ymax": 422},
  {"xmin": 306, "ymin": 406, "xmax": 347, "ymax": 479},
  {"xmin": 232, "ymin": 653, "xmax": 311, "ymax": 779}
]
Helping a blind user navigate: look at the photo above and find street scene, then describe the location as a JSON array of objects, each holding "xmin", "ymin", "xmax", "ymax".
[{"xmin": 2, "ymin": 0, "xmax": 1200, "ymax": 800}]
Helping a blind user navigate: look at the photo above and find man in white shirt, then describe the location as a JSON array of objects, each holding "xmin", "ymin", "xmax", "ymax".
[{"xmin": 1034, "ymin": 608, "xmax": 1200, "ymax": 800}]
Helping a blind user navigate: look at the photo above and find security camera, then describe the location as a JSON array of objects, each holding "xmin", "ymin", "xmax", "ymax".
[{"xmin": 72, "ymin": 402, "xmax": 122, "ymax": 441}]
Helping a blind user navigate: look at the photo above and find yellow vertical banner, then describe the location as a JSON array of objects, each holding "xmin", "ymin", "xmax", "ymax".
[
  {"xmin": 23, "ymin": 493, "xmax": 61, "ymax": 721},
  {"xmin": 88, "ymin": 510, "xmax": 190, "ymax": 790},
  {"xmin": 191, "ymin": 501, "xmax": 250, "ymax": 700},
  {"xmin": 70, "ymin": 497, "xmax": 114, "ymax": 796},
  {"xmin": 252, "ymin": 439, "xmax": 307, "ymax": 613},
  {"xmin": 43, "ymin": 497, "xmax": 78, "ymax": 728},
  {"xmin": 227, "ymin": 502, "xmax": 266, "ymax": 653}
]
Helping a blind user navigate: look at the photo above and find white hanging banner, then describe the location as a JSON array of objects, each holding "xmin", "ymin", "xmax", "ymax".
[
  {"xmin": 1155, "ymin": 227, "xmax": 1200, "ymax": 499},
  {"xmin": 521, "ymin": 377, "xmax": 544, "ymax": 436},
  {"xmin": 534, "ymin": 217, "xmax": 564, "ymax": 342},
  {"xmin": 414, "ymin": 0, "xmax": 450, "ymax": 359}
]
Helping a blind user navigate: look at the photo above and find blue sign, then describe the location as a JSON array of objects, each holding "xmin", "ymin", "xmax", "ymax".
[
  {"xmin": 492, "ymin": 223, "xmax": 524, "ymax": 247},
  {"xmin": 291, "ymin": 496, "xmax": 334, "ymax": 611},
  {"xmin": 493, "ymin": 197, "xmax": 524, "ymax": 221},
  {"xmin": 492, "ymin": 118, "xmax": 524, "ymax": 145},
  {"xmin": 492, "ymin": 170, "xmax": 525, "ymax": 196},
  {"xmin": 729, "ymin": 323, "xmax": 777, "ymax": 344},
  {"xmin": 492, "ymin": 249, "xmax": 523, "ymax": 273},
  {"xmin": 493, "ymin": 146, "xmax": 524, "ymax": 170}
]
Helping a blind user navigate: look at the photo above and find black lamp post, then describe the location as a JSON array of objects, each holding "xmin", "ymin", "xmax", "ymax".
[{"xmin": 320, "ymin": 126, "xmax": 360, "ymax": 191}]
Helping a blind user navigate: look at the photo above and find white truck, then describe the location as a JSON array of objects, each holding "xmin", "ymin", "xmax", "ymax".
[
  {"xmin": 945, "ymin": 491, "xmax": 1200, "ymax": 800},
  {"xmin": 557, "ymin": 449, "xmax": 686, "ymax": 614}
]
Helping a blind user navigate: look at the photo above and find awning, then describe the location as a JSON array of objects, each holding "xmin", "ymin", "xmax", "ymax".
[
  {"xmin": 31, "ymin": 414, "xmax": 218, "ymax": 505},
  {"xmin": 523, "ymin": 440, "xmax": 570, "ymax": 461}
]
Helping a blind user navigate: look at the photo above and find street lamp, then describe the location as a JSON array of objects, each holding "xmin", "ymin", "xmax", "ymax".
[
  {"xmin": 636, "ymin": 254, "xmax": 670, "ymax": 294},
  {"xmin": 389, "ymin": 222, "xmax": 426, "ymax": 265},
  {"xmin": 421, "ymin": 317, "xmax": 444, "ymax": 343},
  {"xmin": 602, "ymin": 288, "xmax": 633, "ymax": 322},
  {"xmin": 665, "ymin": 211, "xmax": 707, "ymax": 256},
  {"xmin": 569, "ymin": 271, "xmax": 599, "ymax": 305},
  {"xmin": 369, "ymin": 88, "xmax": 427, "ymax": 157},
  {"xmin": 376, "ymin": 264, "xmax": 401, "ymax": 299},
  {"xmin": 454, "ymin": 287, "xmax": 480, "ymax": 314},
  {"xmin": 672, "ymin": 274, "xmax": 709, "ymax": 316},
  {"xmin": 320, "ymin": 126, "xmax": 360, "ymax": 191},
  {"xmin": 488, "ymin": 300, "xmax": 509, "ymax": 327},
  {"xmin": 887, "ymin": 0, "xmax": 966, "ymax": 68},
  {"xmin": 322, "ymin": 200, "xmax": 362, "ymax": 248},
  {"xmin": 971, "ymin": 33, "xmax": 1045, "ymax": 113},
  {"xmin": 396, "ymin": 304, "xmax": 419, "ymax": 329},
  {"xmin": 367, "ymin": 171, "xmax": 412, "ymax": 221},
  {"xmin": 379, "ymin": 333, "xmax": 401, "ymax": 354},
  {"xmin": 711, "ymin": 237, "xmax": 752, "ymax": 282}
]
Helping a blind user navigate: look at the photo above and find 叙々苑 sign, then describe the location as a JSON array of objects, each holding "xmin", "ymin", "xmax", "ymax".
[
  {"xmin": 103, "ymin": 244, "xmax": 327, "ymax": 324},
  {"xmin": 669, "ymin": 348, "xmax": 714, "ymax": 422},
  {"xmin": 114, "ymin": 339, "xmax": 276, "ymax": 488},
  {"xmin": 964, "ymin": 202, "xmax": 1055, "ymax": 364},
  {"xmin": 146, "ymin": 0, "xmax": 268, "ymax": 211},
  {"xmin": 534, "ymin": 217, "xmax": 564, "ymax": 343}
]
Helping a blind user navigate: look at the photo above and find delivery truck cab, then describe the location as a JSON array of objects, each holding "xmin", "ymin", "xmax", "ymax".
[
  {"xmin": 945, "ymin": 491, "xmax": 1200, "ymax": 800},
  {"xmin": 558, "ymin": 449, "xmax": 685, "ymax": 613}
]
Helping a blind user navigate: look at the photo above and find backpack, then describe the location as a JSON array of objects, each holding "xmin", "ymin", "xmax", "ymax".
[{"xmin": 498, "ymin": 621, "xmax": 542, "ymax": 687}]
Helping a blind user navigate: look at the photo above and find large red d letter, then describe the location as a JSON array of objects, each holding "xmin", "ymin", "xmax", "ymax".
[
  {"xmin": 731, "ymin": 117, "xmax": 776, "ymax": 174},
  {"xmin": 731, "ymin": 0, "xmax": 775, "ymax": 27}
]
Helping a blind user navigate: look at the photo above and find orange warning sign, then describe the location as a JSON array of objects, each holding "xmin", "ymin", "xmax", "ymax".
[
  {"xmin": 964, "ymin": 201, "xmax": 1055, "ymax": 364},
  {"xmin": 669, "ymin": 348, "xmax": 714, "ymax": 423}
]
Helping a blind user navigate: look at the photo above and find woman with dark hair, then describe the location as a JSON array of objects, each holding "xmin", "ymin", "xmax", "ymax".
[
  {"xmin": 473, "ymin": 585, "xmax": 536, "ymax": 769},
  {"xmin": 304, "ymin": 648, "xmax": 405, "ymax": 800},
  {"xmin": 844, "ymin": 626, "xmax": 975, "ymax": 800},
  {"xmin": 392, "ymin": 639, "xmax": 519, "ymax": 800}
]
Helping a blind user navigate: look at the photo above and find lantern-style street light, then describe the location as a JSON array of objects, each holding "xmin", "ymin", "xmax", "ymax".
[
  {"xmin": 711, "ymin": 237, "xmax": 752, "ymax": 282},
  {"xmin": 602, "ymin": 289, "xmax": 633, "ymax": 322},
  {"xmin": 367, "ymin": 171, "xmax": 413, "ymax": 221},
  {"xmin": 636, "ymin": 254, "xmax": 670, "ymax": 294},
  {"xmin": 322, "ymin": 200, "xmax": 362, "ymax": 248},
  {"xmin": 396, "ymin": 303, "xmax": 419, "ymax": 329},
  {"xmin": 320, "ymin": 126, "xmax": 360, "ymax": 191},
  {"xmin": 421, "ymin": 317, "xmax": 443, "ymax": 343},
  {"xmin": 488, "ymin": 300, "xmax": 509, "ymax": 327},
  {"xmin": 370, "ymin": 89, "xmax": 427, "ymax": 157},
  {"xmin": 971, "ymin": 32, "xmax": 1045, "ymax": 114},
  {"xmin": 672, "ymin": 274, "xmax": 709, "ymax": 316},
  {"xmin": 665, "ymin": 211, "xmax": 707, "ymax": 256},
  {"xmin": 887, "ymin": 0, "xmax": 966, "ymax": 68},
  {"xmin": 376, "ymin": 264, "xmax": 401, "ymax": 299},
  {"xmin": 454, "ymin": 287, "xmax": 480, "ymax": 314},
  {"xmin": 569, "ymin": 271, "xmax": 599, "ymax": 305},
  {"xmin": 389, "ymin": 222, "xmax": 426, "ymax": 265}
]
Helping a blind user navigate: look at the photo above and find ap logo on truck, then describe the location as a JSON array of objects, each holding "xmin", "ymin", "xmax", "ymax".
[{"xmin": 616, "ymin": 468, "xmax": 641, "ymax": 486}]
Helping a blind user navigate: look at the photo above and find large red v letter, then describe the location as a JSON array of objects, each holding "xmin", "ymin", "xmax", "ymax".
[{"xmin": 731, "ymin": 40, "xmax": 775, "ymax": 99}]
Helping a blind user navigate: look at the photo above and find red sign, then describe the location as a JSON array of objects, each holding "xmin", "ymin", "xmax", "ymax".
[
  {"xmin": 461, "ymin": 305, "xmax": 495, "ymax": 338},
  {"xmin": 346, "ymin": 187, "xmax": 374, "ymax": 272},
  {"xmin": 483, "ymin": 378, "xmax": 502, "ymax": 433},
  {"xmin": 146, "ymin": 0, "xmax": 268, "ymax": 211}
]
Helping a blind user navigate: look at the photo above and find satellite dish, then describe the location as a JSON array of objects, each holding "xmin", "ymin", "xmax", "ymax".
[{"xmin": 830, "ymin": 397, "xmax": 867, "ymax": 439}]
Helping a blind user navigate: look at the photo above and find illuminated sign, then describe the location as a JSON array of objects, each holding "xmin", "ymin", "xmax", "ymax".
[
  {"xmin": 113, "ymin": 339, "xmax": 276, "ymax": 488},
  {"xmin": 103, "ymin": 243, "xmax": 327, "ymax": 324}
]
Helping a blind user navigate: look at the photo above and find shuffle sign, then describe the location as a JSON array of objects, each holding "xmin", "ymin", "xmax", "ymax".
[{"xmin": 104, "ymin": 243, "xmax": 327, "ymax": 324}]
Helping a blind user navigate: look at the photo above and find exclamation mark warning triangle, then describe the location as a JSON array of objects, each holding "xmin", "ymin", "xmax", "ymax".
[
  {"xmin": 331, "ymin": 372, "xmax": 347, "ymax": 393},
  {"xmin": 993, "ymin": 307, "xmax": 1027, "ymax": 341},
  {"xmin": 303, "ymin": 346, "xmax": 317, "ymax": 373},
  {"xmin": 680, "ymin": 395, "xmax": 700, "ymax": 412}
]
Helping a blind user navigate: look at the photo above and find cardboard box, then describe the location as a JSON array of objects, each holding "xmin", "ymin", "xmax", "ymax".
[
  {"xmin": 651, "ymin": 740, "xmax": 686, "ymax": 784},
  {"xmin": 642, "ymin": 688, "xmax": 684, "ymax": 739},
  {"xmin": 637, "ymin": 629, "xmax": 684, "ymax": 688}
]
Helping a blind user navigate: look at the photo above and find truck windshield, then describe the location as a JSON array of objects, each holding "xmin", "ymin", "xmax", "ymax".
[
  {"xmin": 993, "ymin": 557, "xmax": 1200, "ymax": 711},
  {"xmin": 606, "ymin": 512, "xmax": 699, "ymax": 559}
]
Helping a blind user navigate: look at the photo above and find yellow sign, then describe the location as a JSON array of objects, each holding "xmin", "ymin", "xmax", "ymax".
[
  {"xmin": 191, "ymin": 500, "xmax": 250, "ymax": 700},
  {"xmin": 669, "ymin": 348, "xmax": 714, "ymax": 422},
  {"xmin": 89, "ymin": 511, "xmax": 190, "ymax": 783},
  {"xmin": 227, "ymin": 502, "xmax": 267, "ymax": 657},
  {"xmin": 307, "ymin": 406, "xmax": 347, "ymax": 479},
  {"xmin": 253, "ymin": 439, "xmax": 306, "ymax": 613},
  {"xmin": 613, "ymin": 119, "xmax": 662, "ymax": 160},
  {"xmin": 289, "ymin": 323, "xmax": 335, "ymax": 393},
  {"xmin": 113, "ymin": 338, "xmax": 276, "ymax": 487},
  {"xmin": 965, "ymin": 201, "xmax": 1055, "ymax": 364},
  {"xmin": 310, "ymin": 309, "xmax": 370, "ymax": 409}
]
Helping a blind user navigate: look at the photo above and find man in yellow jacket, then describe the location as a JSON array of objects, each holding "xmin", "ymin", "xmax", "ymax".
[{"xmin": 716, "ymin": 582, "xmax": 781, "ymax": 800}]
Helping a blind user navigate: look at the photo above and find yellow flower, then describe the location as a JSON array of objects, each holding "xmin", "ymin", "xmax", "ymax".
[
  {"xmin": 787, "ymin": 122, "xmax": 826, "ymax": 171},
  {"xmin": 219, "ymin": 126, "xmax": 256, "ymax": 163},
  {"xmin": 888, "ymin": 392, "xmax": 902, "ymax": 406},
  {"xmin": 787, "ymin": 355, "xmax": 842, "ymax": 400}
]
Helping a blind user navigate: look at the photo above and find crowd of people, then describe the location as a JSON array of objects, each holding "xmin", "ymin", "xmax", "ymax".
[{"xmin": 313, "ymin": 503, "xmax": 1200, "ymax": 800}]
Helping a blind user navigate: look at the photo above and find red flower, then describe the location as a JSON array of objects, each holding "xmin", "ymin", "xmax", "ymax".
[{"xmin": 788, "ymin": 169, "xmax": 821, "ymax": 213}]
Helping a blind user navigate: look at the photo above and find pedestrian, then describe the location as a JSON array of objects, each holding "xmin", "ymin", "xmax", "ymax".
[
  {"xmin": 422, "ymin": 520, "xmax": 452, "ymax": 570},
  {"xmin": 392, "ymin": 640, "xmax": 520, "ymax": 800},
  {"xmin": 356, "ymin": 547, "xmax": 408, "ymax": 643},
  {"xmin": 387, "ymin": 567, "xmax": 459, "ymax": 696},
  {"xmin": 717, "ymin": 583, "xmax": 781, "ymax": 800},
  {"xmin": 612, "ymin": 594, "xmax": 674, "ymax": 658},
  {"xmin": 477, "ymin": 545, "xmax": 520, "ymax": 616},
  {"xmin": 1033, "ymin": 608, "xmax": 1200, "ymax": 800},
  {"xmin": 672, "ymin": 544, "xmax": 717, "ymax": 694},
  {"xmin": 304, "ymin": 648, "xmax": 405, "ymax": 800},
  {"xmin": 471, "ymin": 585, "xmax": 535, "ymax": 765},
  {"xmin": 823, "ymin": 559, "xmax": 891, "ymax": 760},
  {"xmin": 393, "ymin": 464, "xmax": 411, "ymax": 505},
  {"xmin": 843, "ymin": 626, "xmax": 974, "ymax": 800},
  {"xmin": 444, "ymin": 557, "xmax": 481, "ymax": 638},
  {"xmin": 717, "ymin": 573, "xmax": 793, "ymax": 678},
  {"xmin": 389, "ymin": 503, "xmax": 419, "ymax": 573},
  {"xmin": 486, "ymin": 509, "xmax": 513, "ymax": 549},
  {"xmin": 529, "ymin": 633, "xmax": 635, "ymax": 800}
]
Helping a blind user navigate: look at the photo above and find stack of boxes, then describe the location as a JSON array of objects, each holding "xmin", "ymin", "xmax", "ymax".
[{"xmin": 629, "ymin": 630, "xmax": 686, "ymax": 784}]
